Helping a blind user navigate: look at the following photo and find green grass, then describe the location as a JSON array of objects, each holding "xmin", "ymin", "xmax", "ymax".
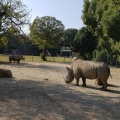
[
  {"xmin": 0, "ymin": 54, "xmax": 8, "ymax": 62},
  {"xmin": 0, "ymin": 54, "xmax": 72, "ymax": 63},
  {"xmin": 46, "ymin": 56, "xmax": 72, "ymax": 63}
]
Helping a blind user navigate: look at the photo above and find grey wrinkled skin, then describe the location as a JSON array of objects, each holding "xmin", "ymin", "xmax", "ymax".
[
  {"xmin": 64, "ymin": 59, "xmax": 111, "ymax": 90},
  {"xmin": 9, "ymin": 54, "xmax": 25, "ymax": 63}
]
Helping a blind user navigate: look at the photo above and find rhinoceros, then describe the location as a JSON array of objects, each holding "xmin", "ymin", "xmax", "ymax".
[
  {"xmin": 9, "ymin": 54, "xmax": 25, "ymax": 63},
  {"xmin": 64, "ymin": 59, "xmax": 111, "ymax": 90}
]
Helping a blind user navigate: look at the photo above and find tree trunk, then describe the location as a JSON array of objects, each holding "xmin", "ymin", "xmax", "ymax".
[{"xmin": 42, "ymin": 47, "xmax": 47, "ymax": 61}]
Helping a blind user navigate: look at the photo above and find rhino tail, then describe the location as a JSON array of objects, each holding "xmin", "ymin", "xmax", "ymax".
[
  {"xmin": 108, "ymin": 67, "xmax": 112, "ymax": 78},
  {"xmin": 109, "ymin": 73, "xmax": 112, "ymax": 78},
  {"xmin": 96, "ymin": 67, "xmax": 98, "ymax": 78}
]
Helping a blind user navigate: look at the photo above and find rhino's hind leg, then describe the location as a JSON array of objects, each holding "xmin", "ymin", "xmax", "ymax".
[
  {"xmin": 82, "ymin": 78, "xmax": 86, "ymax": 87},
  {"xmin": 95, "ymin": 79, "xmax": 103, "ymax": 86},
  {"xmin": 101, "ymin": 80, "xmax": 108, "ymax": 91},
  {"xmin": 17, "ymin": 60, "xmax": 20, "ymax": 63}
]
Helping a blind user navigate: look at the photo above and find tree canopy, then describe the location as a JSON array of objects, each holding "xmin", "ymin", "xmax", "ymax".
[
  {"xmin": 71, "ymin": 27, "xmax": 97, "ymax": 59},
  {"xmin": 82, "ymin": 0, "xmax": 120, "ymax": 61},
  {"xmin": 0, "ymin": 0, "xmax": 30, "ymax": 33},
  {"xmin": 82, "ymin": 0, "xmax": 120, "ymax": 40},
  {"xmin": 30, "ymin": 16, "xmax": 64, "ymax": 50},
  {"xmin": 0, "ymin": 0, "xmax": 30, "ymax": 48},
  {"xmin": 60, "ymin": 28, "xmax": 78, "ymax": 47}
]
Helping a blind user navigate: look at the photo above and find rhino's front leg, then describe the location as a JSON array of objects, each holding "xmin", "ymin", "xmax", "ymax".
[
  {"xmin": 82, "ymin": 78, "xmax": 86, "ymax": 87},
  {"xmin": 74, "ymin": 76, "xmax": 80, "ymax": 86}
]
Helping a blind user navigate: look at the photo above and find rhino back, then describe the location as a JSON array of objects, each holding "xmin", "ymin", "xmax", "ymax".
[
  {"xmin": 13, "ymin": 56, "xmax": 21, "ymax": 60},
  {"xmin": 9, "ymin": 55, "xmax": 21, "ymax": 61},
  {"xmin": 71, "ymin": 59, "xmax": 110, "ymax": 79}
]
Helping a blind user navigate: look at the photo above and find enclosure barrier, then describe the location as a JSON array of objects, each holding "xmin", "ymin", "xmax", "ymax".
[
  {"xmin": 0, "ymin": 54, "xmax": 120, "ymax": 67},
  {"xmin": 0, "ymin": 54, "xmax": 72, "ymax": 63},
  {"xmin": 109, "ymin": 59, "xmax": 120, "ymax": 67}
]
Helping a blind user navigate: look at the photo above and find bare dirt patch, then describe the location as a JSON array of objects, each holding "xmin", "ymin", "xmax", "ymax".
[{"xmin": 0, "ymin": 62, "xmax": 120, "ymax": 120}]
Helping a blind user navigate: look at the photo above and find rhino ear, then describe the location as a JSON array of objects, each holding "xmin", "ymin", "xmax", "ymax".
[{"xmin": 66, "ymin": 66, "xmax": 70, "ymax": 71}]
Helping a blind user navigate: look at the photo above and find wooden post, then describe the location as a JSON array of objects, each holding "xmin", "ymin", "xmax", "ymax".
[
  {"xmin": 64, "ymin": 57, "xmax": 65, "ymax": 62},
  {"xmin": 32, "ymin": 55, "xmax": 33, "ymax": 62},
  {"xmin": 53, "ymin": 57, "xmax": 55, "ymax": 62},
  {"xmin": 116, "ymin": 60, "xmax": 117, "ymax": 67}
]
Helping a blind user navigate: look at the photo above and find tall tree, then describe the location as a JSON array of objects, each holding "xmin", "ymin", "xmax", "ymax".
[
  {"xmin": 60, "ymin": 28, "xmax": 78, "ymax": 47},
  {"xmin": 71, "ymin": 27, "xmax": 97, "ymax": 59},
  {"xmin": 0, "ymin": 0, "xmax": 30, "ymax": 33},
  {"xmin": 0, "ymin": 0, "xmax": 30, "ymax": 50},
  {"xmin": 30, "ymin": 16, "xmax": 64, "ymax": 60},
  {"xmin": 82, "ymin": 0, "xmax": 120, "ymax": 61}
]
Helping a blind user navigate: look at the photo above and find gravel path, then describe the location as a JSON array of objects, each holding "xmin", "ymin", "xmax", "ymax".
[{"xmin": 0, "ymin": 62, "xmax": 120, "ymax": 120}]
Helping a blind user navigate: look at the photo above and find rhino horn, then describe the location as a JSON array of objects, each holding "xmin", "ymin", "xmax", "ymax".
[{"xmin": 66, "ymin": 66, "xmax": 70, "ymax": 71}]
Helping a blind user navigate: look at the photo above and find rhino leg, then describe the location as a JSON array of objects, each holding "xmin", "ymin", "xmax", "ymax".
[
  {"xmin": 82, "ymin": 78, "xmax": 86, "ymax": 87},
  {"xmin": 17, "ymin": 60, "xmax": 20, "ymax": 63},
  {"xmin": 76, "ymin": 79, "xmax": 79, "ymax": 86},
  {"xmin": 101, "ymin": 80, "xmax": 108, "ymax": 91},
  {"xmin": 74, "ymin": 76, "xmax": 80, "ymax": 86},
  {"xmin": 95, "ymin": 79, "xmax": 103, "ymax": 86}
]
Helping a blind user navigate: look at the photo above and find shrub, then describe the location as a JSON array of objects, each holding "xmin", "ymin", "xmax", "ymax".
[
  {"xmin": 40, "ymin": 53, "xmax": 46, "ymax": 61},
  {"xmin": 93, "ymin": 50, "xmax": 108, "ymax": 63}
]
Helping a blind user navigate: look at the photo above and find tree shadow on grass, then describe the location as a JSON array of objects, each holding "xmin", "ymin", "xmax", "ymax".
[{"xmin": 0, "ymin": 77, "xmax": 119, "ymax": 120}]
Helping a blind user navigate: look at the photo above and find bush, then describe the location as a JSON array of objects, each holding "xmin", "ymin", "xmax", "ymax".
[
  {"xmin": 72, "ymin": 52, "xmax": 83, "ymax": 59},
  {"xmin": 40, "ymin": 53, "xmax": 46, "ymax": 61},
  {"xmin": 93, "ymin": 50, "xmax": 108, "ymax": 62}
]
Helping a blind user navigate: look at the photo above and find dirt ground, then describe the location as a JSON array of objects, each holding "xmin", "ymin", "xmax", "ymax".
[{"xmin": 0, "ymin": 62, "xmax": 120, "ymax": 120}]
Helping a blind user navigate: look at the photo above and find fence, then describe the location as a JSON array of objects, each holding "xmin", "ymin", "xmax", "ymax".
[
  {"xmin": 108, "ymin": 59, "xmax": 120, "ymax": 67},
  {"xmin": 0, "ymin": 54, "xmax": 120, "ymax": 67},
  {"xmin": 0, "ymin": 54, "xmax": 72, "ymax": 63}
]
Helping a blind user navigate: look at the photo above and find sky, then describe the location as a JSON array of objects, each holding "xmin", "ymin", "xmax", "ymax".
[{"xmin": 22, "ymin": 0, "xmax": 84, "ymax": 32}]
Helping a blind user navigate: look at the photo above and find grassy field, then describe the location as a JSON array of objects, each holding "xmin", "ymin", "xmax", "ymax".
[{"xmin": 0, "ymin": 54, "xmax": 72, "ymax": 63}]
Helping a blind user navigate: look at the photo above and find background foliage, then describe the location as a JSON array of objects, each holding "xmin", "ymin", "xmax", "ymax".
[
  {"xmin": 82, "ymin": 0, "xmax": 120, "ymax": 62},
  {"xmin": 0, "ymin": 0, "xmax": 120, "ymax": 64}
]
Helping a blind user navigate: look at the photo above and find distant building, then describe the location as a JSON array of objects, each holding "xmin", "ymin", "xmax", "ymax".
[{"xmin": 60, "ymin": 46, "xmax": 72, "ymax": 57}]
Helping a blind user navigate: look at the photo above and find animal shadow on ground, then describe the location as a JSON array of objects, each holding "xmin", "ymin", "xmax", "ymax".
[
  {"xmin": 70, "ymin": 82, "xmax": 120, "ymax": 95},
  {"xmin": 0, "ymin": 77, "xmax": 119, "ymax": 120},
  {"xmin": 83, "ymin": 85, "xmax": 120, "ymax": 94}
]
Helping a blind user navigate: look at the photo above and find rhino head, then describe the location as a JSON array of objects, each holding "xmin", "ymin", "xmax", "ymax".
[
  {"xmin": 20, "ymin": 55, "xmax": 25, "ymax": 60},
  {"xmin": 64, "ymin": 67, "xmax": 74, "ymax": 83}
]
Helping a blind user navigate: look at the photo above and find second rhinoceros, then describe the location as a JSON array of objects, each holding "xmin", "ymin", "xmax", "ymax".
[
  {"xmin": 64, "ymin": 59, "xmax": 111, "ymax": 90},
  {"xmin": 9, "ymin": 54, "xmax": 25, "ymax": 63}
]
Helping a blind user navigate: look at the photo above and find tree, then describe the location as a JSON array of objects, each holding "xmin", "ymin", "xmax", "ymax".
[
  {"xmin": 71, "ymin": 27, "xmax": 97, "ymax": 59},
  {"xmin": 60, "ymin": 28, "xmax": 78, "ymax": 47},
  {"xmin": 82, "ymin": 0, "xmax": 120, "ymax": 61},
  {"xmin": 30, "ymin": 16, "xmax": 64, "ymax": 60},
  {"xmin": 0, "ymin": 0, "xmax": 30, "ymax": 33},
  {"xmin": 0, "ymin": 0, "xmax": 30, "ymax": 50}
]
